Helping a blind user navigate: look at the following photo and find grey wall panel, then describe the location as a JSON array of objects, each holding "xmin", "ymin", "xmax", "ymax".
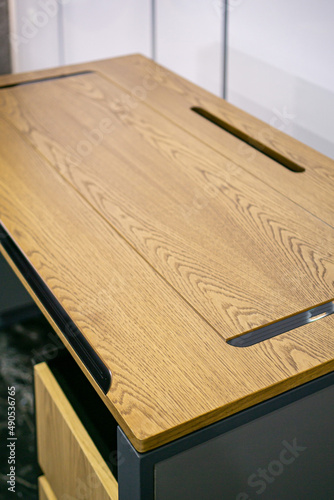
[{"xmin": 0, "ymin": 0, "xmax": 11, "ymax": 74}]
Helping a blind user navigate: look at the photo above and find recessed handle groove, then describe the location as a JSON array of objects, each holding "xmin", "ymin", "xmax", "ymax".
[
  {"xmin": 227, "ymin": 301, "xmax": 334, "ymax": 347},
  {"xmin": 191, "ymin": 107, "xmax": 305, "ymax": 173},
  {"xmin": 0, "ymin": 71, "xmax": 93, "ymax": 90}
]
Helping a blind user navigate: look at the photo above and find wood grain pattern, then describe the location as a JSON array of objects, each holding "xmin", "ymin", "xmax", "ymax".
[
  {"xmin": 38, "ymin": 475, "xmax": 57, "ymax": 500},
  {"xmin": 35, "ymin": 363, "xmax": 118, "ymax": 500},
  {"xmin": 0, "ymin": 57, "xmax": 333, "ymax": 452},
  {"xmin": 93, "ymin": 54, "xmax": 334, "ymax": 228},
  {"xmin": 1, "ymin": 54, "xmax": 333, "ymax": 225},
  {"xmin": 1, "ymin": 72, "xmax": 333, "ymax": 340}
]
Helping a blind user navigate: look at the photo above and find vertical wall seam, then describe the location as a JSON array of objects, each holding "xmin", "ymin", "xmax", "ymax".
[
  {"xmin": 222, "ymin": 0, "xmax": 228, "ymax": 99},
  {"xmin": 151, "ymin": 0, "xmax": 156, "ymax": 60},
  {"xmin": 57, "ymin": 0, "xmax": 65, "ymax": 66}
]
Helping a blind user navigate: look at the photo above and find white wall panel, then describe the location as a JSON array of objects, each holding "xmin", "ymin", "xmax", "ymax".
[
  {"xmin": 156, "ymin": 0, "xmax": 223, "ymax": 96},
  {"xmin": 227, "ymin": 0, "xmax": 334, "ymax": 159},
  {"xmin": 62, "ymin": 0, "xmax": 152, "ymax": 65},
  {"xmin": 9, "ymin": 0, "xmax": 60, "ymax": 73}
]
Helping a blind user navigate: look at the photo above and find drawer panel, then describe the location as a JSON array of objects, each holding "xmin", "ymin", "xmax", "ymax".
[
  {"xmin": 38, "ymin": 475, "xmax": 57, "ymax": 500},
  {"xmin": 34, "ymin": 362, "xmax": 118, "ymax": 500}
]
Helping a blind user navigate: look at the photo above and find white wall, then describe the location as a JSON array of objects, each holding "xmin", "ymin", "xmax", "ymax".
[
  {"xmin": 155, "ymin": 0, "xmax": 223, "ymax": 96},
  {"xmin": 8, "ymin": 0, "xmax": 334, "ymax": 158},
  {"xmin": 227, "ymin": 0, "xmax": 334, "ymax": 159},
  {"xmin": 9, "ymin": 0, "xmax": 151, "ymax": 72},
  {"xmin": 9, "ymin": 0, "xmax": 223, "ymax": 97},
  {"xmin": 61, "ymin": 0, "xmax": 151, "ymax": 65},
  {"xmin": 9, "ymin": 0, "xmax": 61, "ymax": 72}
]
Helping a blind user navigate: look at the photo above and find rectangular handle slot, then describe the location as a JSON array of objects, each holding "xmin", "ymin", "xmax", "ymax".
[
  {"xmin": 227, "ymin": 300, "xmax": 334, "ymax": 347},
  {"xmin": 0, "ymin": 71, "xmax": 93, "ymax": 90},
  {"xmin": 191, "ymin": 106, "xmax": 305, "ymax": 173}
]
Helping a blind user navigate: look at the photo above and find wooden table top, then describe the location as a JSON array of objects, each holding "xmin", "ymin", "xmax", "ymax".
[{"xmin": 0, "ymin": 55, "xmax": 333, "ymax": 452}]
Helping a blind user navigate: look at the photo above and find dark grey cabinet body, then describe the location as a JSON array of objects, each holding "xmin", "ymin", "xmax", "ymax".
[{"xmin": 118, "ymin": 373, "xmax": 334, "ymax": 500}]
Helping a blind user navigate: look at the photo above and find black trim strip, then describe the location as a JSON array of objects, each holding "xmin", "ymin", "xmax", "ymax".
[
  {"xmin": 227, "ymin": 301, "xmax": 334, "ymax": 347},
  {"xmin": 0, "ymin": 224, "xmax": 111, "ymax": 393},
  {"xmin": 0, "ymin": 71, "xmax": 94, "ymax": 89}
]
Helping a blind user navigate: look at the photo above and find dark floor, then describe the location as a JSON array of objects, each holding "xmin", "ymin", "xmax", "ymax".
[{"xmin": 0, "ymin": 315, "xmax": 51, "ymax": 499}]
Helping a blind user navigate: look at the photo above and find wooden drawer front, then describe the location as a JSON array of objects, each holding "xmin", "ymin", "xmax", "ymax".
[
  {"xmin": 38, "ymin": 475, "xmax": 57, "ymax": 500},
  {"xmin": 34, "ymin": 362, "xmax": 118, "ymax": 500}
]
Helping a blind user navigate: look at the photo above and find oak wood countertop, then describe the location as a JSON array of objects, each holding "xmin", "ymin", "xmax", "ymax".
[{"xmin": 0, "ymin": 55, "xmax": 333, "ymax": 452}]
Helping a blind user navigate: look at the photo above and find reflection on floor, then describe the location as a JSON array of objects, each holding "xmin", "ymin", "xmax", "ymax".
[{"xmin": 0, "ymin": 315, "xmax": 51, "ymax": 499}]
